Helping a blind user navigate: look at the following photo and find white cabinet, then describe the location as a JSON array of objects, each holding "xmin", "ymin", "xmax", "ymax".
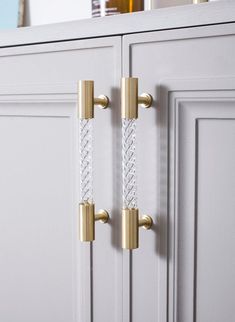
[
  {"xmin": 0, "ymin": 2, "xmax": 234, "ymax": 322},
  {"xmin": 0, "ymin": 38, "xmax": 122, "ymax": 322}
]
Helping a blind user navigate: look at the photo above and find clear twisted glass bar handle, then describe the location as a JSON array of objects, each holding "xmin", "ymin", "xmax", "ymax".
[
  {"xmin": 121, "ymin": 77, "xmax": 153, "ymax": 250},
  {"xmin": 122, "ymin": 119, "xmax": 137, "ymax": 209},
  {"xmin": 80, "ymin": 119, "xmax": 93, "ymax": 203},
  {"xmin": 78, "ymin": 80, "xmax": 109, "ymax": 242}
]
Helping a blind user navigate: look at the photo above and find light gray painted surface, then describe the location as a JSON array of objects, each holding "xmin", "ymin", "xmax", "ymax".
[
  {"xmin": 196, "ymin": 118, "xmax": 235, "ymax": 322},
  {"xmin": 169, "ymin": 88, "xmax": 235, "ymax": 322},
  {"xmin": 0, "ymin": 102, "xmax": 76, "ymax": 322},
  {"xmin": 0, "ymin": 1, "xmax": 234, "ymax": 47},
  {"xmin": 0, "ymin": 37, "xmax": 122, "ymax": 322},
  {"xmin": 0, "ymin": 10, "xmax": 235, "ymax": 322},
  {"xmin": 123, "ymin": 23, "xmax": 235, "ymax": 322}
]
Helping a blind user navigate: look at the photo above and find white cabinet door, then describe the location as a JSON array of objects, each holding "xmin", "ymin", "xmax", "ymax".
[
  {"xmin": 167, "ymin": 82, "xmax": 235, "ymax": 322},
  {"xmin": 0, "ymin": 96, "xmax": 77, "ymax": 322},
  {"xmin": 0, "ymin": 37, "xmax": 121, "ymax": 322},
  {"xmin": 123, "ymin": 23, "xmax": 235, "ymax": 322}
]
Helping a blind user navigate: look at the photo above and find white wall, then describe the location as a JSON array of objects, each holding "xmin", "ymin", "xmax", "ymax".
[{"xmin": 24, "ymin": 0, "xmax": 92, "ymax": 26}]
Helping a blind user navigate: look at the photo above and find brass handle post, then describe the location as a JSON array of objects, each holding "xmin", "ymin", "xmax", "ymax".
[
  {"xmin": 121, "ymin": 77, "xmax": 153, "ymax": 119},
  {"xmin": 78, "ymin": 79, "xmax": 109, "ymax": 243},
  {"xmin": 95, "ymin": 209, "xmax": 109, "ymax": 223},
  {"xmin": 121, "ymin": 77, "xmax": 153, "ymax": 250},
  {"xmin": 78, "ymin": 80, "xmax": 109, "ymax": 119},
  {"xmin": 122, "ymin": 209, "xmax": 153, "ymax": 250}
]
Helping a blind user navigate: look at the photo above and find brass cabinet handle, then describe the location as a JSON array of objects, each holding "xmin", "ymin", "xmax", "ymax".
[
  {"xmin": 78, "ymin": 80, "xmax": 109, "ymax": 119},
  {"xmin": 122, "ymin": 209, "xmax": 153, "ymax": 250},
  {"xmin": 78, "ymin": 80, "xmax": 109, "ymax": 242},
  {"xmin": 79, "ymin": 203, "xmax": 109, "ymax": 242},
  {"xmin": 121, "ymin": 77, "xmax": 152, "ymax": 119},
  {"xmin": 121, "ymin": 77, "xmax": 153, "ymax": 250}
]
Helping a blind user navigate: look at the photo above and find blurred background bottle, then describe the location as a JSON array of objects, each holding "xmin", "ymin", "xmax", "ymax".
[{"xmin": 92, "ymin": 0, "xmax": 144, "ymax": 17}]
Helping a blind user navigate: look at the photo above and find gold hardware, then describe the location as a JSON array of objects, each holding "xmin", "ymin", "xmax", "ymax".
[
  {"xmin": 94, "ymin": 95, "xmax": 109, "ymax": 109},
  {"xmin": 122, "ymin": 208, "xmax": 153, "ymax": 250},
  {"xmin": 95, "ymin": 209, "xmax": 109, "ymax": 223},
  {"xmin": 138, "ymin": 93, "xmax": 153, "ymax": 108},
  {"xmin": 79, "ymin": 202, "xmax": 94, "ymax": 242},
  {"xmin": 122, "ymin": 208, "xmax": 138, "ymax": 250},
  {"xmin": 79, "ymin": 202, "xmax": 109, "ymax": 242},
  {"xmin": 78, "ymin": 80, "xmax": 109, "ymax": 119},
  {"xmin": 121, "ymin": 77, "xmax": 153, "ymax": 119},
  {"xmin": 138, "ymin": 215, "xmax": 153, "ymax": 230}
]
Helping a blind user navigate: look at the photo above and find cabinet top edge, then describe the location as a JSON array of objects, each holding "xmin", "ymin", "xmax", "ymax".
[{"xmin": 0, "ymin": 1, "xmax": 235, "ymax": 48}]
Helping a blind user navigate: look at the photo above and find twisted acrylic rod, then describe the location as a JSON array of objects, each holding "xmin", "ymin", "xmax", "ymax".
[
  {"xmin": 80, "ymin": 119, "xmax": 93, "ymax": 203},
  {"xmin": 122, "ymin": 118, "xmax": 137, "ymax": 209}
]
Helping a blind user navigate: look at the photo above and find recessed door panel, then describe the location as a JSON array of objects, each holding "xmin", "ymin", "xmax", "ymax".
[
  {"xmin": 0, "ymin": 102, "xmax": 76, "ymax": 322},
  {"xmin": 0, "ymin": 35, "xmax": 121, "ymax": 322},
  {"xmin": 123, "ymin": 23, "xmax": 235, "ymax": 322},
  {"xmin": 171, "ymin": 91, "xmax": 235, "ymax": 322},
  {"xmin": 196, "ymin": 118, "xmax": 235, "ymax": 322}
]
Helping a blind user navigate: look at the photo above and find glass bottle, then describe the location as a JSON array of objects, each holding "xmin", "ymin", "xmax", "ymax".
[{"xmin": 92, "ymin": 0, "xmax": 144, "ymax": 17}]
